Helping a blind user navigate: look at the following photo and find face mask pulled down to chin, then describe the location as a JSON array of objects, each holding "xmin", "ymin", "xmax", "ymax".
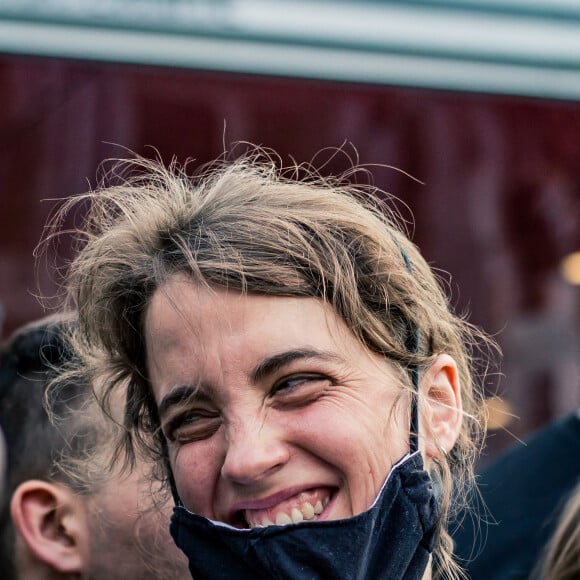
[{"xmin": 170, "ymin": 451, "xmax": 439, "ymax": 580}]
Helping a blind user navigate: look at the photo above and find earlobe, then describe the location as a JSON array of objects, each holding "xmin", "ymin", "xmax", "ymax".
[
  {"xmin": 10, "ymin": 480, "xmax": 89, "ymax": 574},
  {"xmin": 419, "ymin": 354, "xmax": 463, "ymax": 460}
]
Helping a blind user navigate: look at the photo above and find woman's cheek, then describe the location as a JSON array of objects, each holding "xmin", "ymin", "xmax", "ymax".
[{"xmin": 173, "ymin": 441, "xmax": 219, "ymax": 512}]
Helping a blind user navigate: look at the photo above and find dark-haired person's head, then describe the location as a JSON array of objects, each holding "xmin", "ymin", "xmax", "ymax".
[{"xmin": 0, "ymin": 315, "xmax": 187, "ymax": 580}]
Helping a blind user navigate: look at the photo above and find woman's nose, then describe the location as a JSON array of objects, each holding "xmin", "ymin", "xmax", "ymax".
[{"xmin": 221, "ymin": 417, "xmax": 290, "ymax": 485}]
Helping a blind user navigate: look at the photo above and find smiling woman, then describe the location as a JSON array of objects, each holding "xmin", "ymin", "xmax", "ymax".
[
  {"xmin": 53, "ymin": 150, "xmax": 496, "ymax": 579},
  {"xmin": 146, "ymin": 284, "xmax": 411, "ymax": 527}
]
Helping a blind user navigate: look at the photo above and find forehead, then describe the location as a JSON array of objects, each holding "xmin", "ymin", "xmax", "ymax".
[
  {"xmin": 143, "ymin": 275, "xmax": 375, "ymax": 397},
  {"xmin": 145, "ymin": 274, "xmax": 350, "ymax": 352}
]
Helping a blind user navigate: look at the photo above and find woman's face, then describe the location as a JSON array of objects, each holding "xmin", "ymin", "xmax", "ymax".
[{"xmin": 145, "ymin": 274, "xmax": 410, "ymax": 529}]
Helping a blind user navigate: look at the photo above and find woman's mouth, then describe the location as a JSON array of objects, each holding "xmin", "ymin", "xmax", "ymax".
[{"xmin": 234, "ymin": 488, "xmax": 335, "ymax": 529}]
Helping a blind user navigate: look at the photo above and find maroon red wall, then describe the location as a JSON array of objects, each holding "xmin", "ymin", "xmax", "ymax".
[{"xmin": 1, "ymin": 54, "xmax": 579, "ymax": 458}]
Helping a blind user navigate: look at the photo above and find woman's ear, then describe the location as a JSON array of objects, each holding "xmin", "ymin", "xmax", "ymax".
[
  {"xmin": 419, "ymin": 354, "xmax": 463, "ymax": 460},
  {"xmin": 10, "ymin": 479, "xmax": 89, "ymax": 575}
]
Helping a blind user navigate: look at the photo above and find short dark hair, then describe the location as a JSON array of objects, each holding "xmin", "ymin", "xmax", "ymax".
[{"xmin": 0, "ymin": 315, "xmax": 93, "ymax": 579}]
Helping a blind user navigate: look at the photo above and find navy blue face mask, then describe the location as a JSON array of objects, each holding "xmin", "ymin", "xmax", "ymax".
[{"xmin": 170, "ymin": 449, "xmax": 439, "ymax": 579}]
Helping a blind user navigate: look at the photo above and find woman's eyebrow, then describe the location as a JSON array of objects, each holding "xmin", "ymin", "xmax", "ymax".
[
  {"xmin": 158, "ymin": 385, "xmax": 211, "ymax": 419},
  {"xmin": 250, "ymin": 348, "xmax": 342, "ymax": 383},
  {"xmin": 158, "ymin": 350, "xmax": 343, "ymax": 417}
]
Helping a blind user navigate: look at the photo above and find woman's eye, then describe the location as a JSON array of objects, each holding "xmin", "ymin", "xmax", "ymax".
[
  {"xmin": 164, "ymin": 411, "xmax": 220, "ymax": 444},
  {"xmin": 271, "ymin": 374, "xmax": 330, "ymax": 403}
]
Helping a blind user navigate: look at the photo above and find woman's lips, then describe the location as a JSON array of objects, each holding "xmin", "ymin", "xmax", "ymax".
[{"xmin": 230, "ymin": 487, "xmax": 336, "ymax": 529}]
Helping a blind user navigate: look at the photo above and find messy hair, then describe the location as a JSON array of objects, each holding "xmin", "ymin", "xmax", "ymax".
[
  {"xmin": 534, "ymin": 483, "xmax": 580, "ymax": 580},
  {"xmin": 53, "ymin": 150, "xmax": 497, "ymax": 579}
]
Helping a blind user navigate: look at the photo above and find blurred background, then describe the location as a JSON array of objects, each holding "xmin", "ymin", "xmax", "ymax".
[{"xmin": 1, "ymin": 0, "xmax": 579, "ymax": 462}]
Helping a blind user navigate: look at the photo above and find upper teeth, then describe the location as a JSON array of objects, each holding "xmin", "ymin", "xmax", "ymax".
[
  {"xmin": 291, "ymin": 508, "xmax": 304, "ymax": 523},
  {"xmin": 246, "ymin": 496, "xmax": 330, "ymax": 529},
  {"xmin": 276, "ymin": 512, "xmax": 293, "ymax": 525}
]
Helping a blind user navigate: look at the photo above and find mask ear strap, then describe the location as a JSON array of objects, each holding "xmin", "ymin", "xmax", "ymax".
[
  {"xmin": 159, "ymin": 435, "xmax": 183, "ymax": 507},
  {"xmin": 406, "ymin": 324, "xmax": 420, "ymax": 454},
  {"xmin": 168, "ymin": 468, "xmax": 182, "ymax": 506},
  {"xmin": 398, "ymin": 245, "xmax": 420, "ymax": 455}
]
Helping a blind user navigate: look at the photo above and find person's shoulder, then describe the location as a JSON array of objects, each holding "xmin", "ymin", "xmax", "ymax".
[
  {"xmin": 451, "ymin": 411, "xmax": 580, "ymax": 579},
  {"xmin": 482, "ymin": 411, "xmax": 580, "ymax": 483},
  {"xmin": 556, "ymin": 409, "xmax": 580, "ymax": 442}
]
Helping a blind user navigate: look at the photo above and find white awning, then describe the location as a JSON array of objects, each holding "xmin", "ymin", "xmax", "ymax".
[{"xmin": 1, "ymin": 0, "xmax": 580, "ymax": 100}]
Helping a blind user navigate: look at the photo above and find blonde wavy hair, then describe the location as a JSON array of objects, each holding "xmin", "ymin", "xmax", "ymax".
[
  {"xmin": 51, "ymin": 150, "xmax": 497, "ymax": 580},
  {"xmin": 535, "ymin": 482, "xmax": 580, "ymax": 580}
]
